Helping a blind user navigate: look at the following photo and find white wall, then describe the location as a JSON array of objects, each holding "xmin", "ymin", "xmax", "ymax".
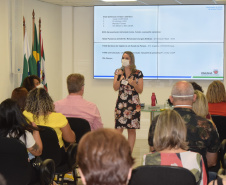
[
  {"xmin": 0, "ymin": 0, "xmax": 14, "ymax": 100},
  {"xmin": 62, "ymin": 6, "xmax": 74, "ymax": 98},
  {"xmin": 0, "ymin": 0, "xmax": 62, "ymax": 102},
  {"xmin": 73, "ymin": 7, "xmax": 118, "ymax": 131},
  {"xmin": 22, "ymin": 0, "xmax": 63, "ymax": 101}
]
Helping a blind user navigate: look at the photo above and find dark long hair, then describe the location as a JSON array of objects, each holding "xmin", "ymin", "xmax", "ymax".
[
  {"xmin": 0, "ymin": 99, "xmax": 36, "ymax": 142},
  {"xmin": 22, "ymin": 75, "xmax": 40, "ymax": 92}
]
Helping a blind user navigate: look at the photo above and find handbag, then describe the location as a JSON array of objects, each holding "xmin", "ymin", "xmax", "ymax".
[{"xmin": 30, "ymin": 156, "xmax": 43, "ymax": 170}]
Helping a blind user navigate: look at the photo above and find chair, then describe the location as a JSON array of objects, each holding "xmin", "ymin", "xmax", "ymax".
[
  {"xmin": 40, "ymin": 159, "xmax": 55, "ymax": 185},
  {"xmin": 219, "ymin": 139, "xmax": 226, "ymax": 171},
  {"xmin": 38, "ymin": 125, "xmax": 78, "ymax": 185},
  {"xmin": 211, "ymin": 115, "xmax": 226, "ymax": 143},
  {"xmin": 128, "ymin": 165, "xmax": 197, "ymax": 185},
  {"xmin": 0, "ymin": 137, "xmax": 55, "ymax": 185},
  {"xmin": 66, "ymin": 117, "xmax": 91, "ymax": 144}
]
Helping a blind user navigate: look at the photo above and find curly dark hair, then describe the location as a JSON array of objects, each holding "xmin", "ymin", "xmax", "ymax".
[
  {"xmin": 22, "ymin": 75, "xmax": 40, "ymax": 92},
  {"xmin": 25, "ymin": 88, "xmax": 54, "ymax": 122}
]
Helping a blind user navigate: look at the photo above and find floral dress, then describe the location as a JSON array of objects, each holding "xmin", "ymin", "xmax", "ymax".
[{"xmin": 115, "ymin": 70, "xmax": 143, "ymax": 129}]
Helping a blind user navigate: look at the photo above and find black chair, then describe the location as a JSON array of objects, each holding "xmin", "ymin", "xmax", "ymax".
[
  {"xmin": 38, "ymin": 125, "xmax": 78, "ymax": 185},
  {"xmin": 128, "ymin": 165, "xmax": 197, "ymax": 185},
  {"xmin": 0, "ymin": 137, "xmax": 55, "ymax": 185},
  {"xmin": 66, "ymin": 117, "xmax": 91, "ymax": 144},
  {"xmin": 219, "ymin": 139, "xmax": 226, "ymax": 171},
  {"xmin": 212, "ymin": 115, "xmax": 226, "ymax": 143},
  {"xmin": 40, "ymin": 159, "xmax": 55, "ymax": 185}
]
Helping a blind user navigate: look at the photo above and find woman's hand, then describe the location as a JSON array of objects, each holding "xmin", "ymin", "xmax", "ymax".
[
  {"xmin": 117, "ymin": 69, "xmax": 123, "ymax": 75},
  {"xmin": 128, "ymin": 77, "xmax": 136, "ymax": 86},
  {"xmin": 128, "ymin": 76, "xmax": 143, "ymax": 94},
  {"xmin": 113, "ymin": 69, "xmax": 124, "ymax": 91}
]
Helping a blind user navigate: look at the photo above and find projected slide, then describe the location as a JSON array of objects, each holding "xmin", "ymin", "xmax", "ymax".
[{"xmin": 94, "ymin": 5, "xmax": 224, "ymax": 80}]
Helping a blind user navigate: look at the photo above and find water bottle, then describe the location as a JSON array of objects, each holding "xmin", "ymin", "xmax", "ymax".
[{"xmin": 151, "ymin": 92, "xmax": 156, "ymax": 106}]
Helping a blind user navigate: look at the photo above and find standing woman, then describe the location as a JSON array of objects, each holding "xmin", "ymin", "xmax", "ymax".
[{"xmin": 113, "ymin": 51, "xmax": 143, "ymax": 151}]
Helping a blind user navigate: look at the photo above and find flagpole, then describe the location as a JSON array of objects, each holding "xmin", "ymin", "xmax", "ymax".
[
  {"xmin": 39, "ymin": 18, "xmax": 41, "ymax": 37},
  {"xmin": 23, "ymin": 16, "xmax": 25, "ymax": 39},
  {"xmin": 39, "ymin": 18, "xmax": 42, "ymax": 80},
  {"xmin": 32, "ymin": 10, "xmax": 35, "ymax": 47}
]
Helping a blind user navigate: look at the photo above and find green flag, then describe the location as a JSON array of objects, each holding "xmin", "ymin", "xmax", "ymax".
[
  {"xmin": 21, "ymin": 30, "xmax": 31, "ymax": 86},
  {"xmin": 29, "ymin": 24, "xmax": 39, "ymax": 76}
]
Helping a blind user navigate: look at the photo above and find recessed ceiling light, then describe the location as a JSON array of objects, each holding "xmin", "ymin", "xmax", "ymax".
[{"xmin": 102, "ymin": 0, "xmax": 137, "ymax": 2}]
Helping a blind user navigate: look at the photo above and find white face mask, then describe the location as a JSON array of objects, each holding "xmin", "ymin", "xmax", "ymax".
[
  {"xmin": 121, "ymin": 59, "xmax": 130, "ymax": 67},
  {"xmin": 36, "ymin": 83, "xmax": 44, "ymax": 88}
]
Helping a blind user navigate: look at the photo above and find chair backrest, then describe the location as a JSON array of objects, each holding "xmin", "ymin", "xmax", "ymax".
[
  {"xmin": 38, "ymin": 125, "xmax": 63, "ymax": 167},
  {"xmin": 212, "ymin": 115, "xmax": 226, "ymax": 142},
  {"xmin": 66, "ymin": 117, "xmax": 91, "ymax": 144},
  {"xmin": 128, "ymin": 165, "xmax": 197, "ymax": 185},
  {"xmin": 0, "ymin": 137, "xmax": 33, "ymax": 185}
]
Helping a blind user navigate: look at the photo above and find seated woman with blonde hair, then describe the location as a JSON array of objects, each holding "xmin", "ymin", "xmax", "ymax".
[
  {"xmin": 193, "ymin": 90, "xmax": 215, "ymax": 125},
  {"xmin": 206, "ymin": 80, "xmax": 226, "ymax": 117},
  {"xmin": 23, "ymin": 88, "xmax": 75, "ymax": 159},
  {"xmin": 143, "ymin": 109, "xmax": 207, "ymax": 185}
]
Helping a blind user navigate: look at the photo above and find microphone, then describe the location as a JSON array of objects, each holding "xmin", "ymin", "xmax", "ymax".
[
  {"xmin": 120, "ymin": 66, "xmax": 124, "ymax": 71},
  {"xmin": 117, "ymin": 67, "xmax": 124, "ymax": 81}
]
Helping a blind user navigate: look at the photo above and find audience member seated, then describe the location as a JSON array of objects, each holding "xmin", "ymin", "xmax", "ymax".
[
  {"xmin": 11, "ymin": 87, "xmax": 28, "ymax": 112},
  {"xmin": 167, "ymin": 81, "xmax": 204, "ymax": 108},
  {"xmin": 206, "ymin": 81, "xmax": 226, "ymax": 117},
  {"xmin": 23, "ymin": 88, "xmax": 75, "ymax": 154},
  {"xmin": 191, "ymin": 81, "xmax": 204, "ymax": 93},
  {"xmin": 209, "ymin": 175, "xmax": 226, "ymax": 185},
  {"xmin": 21, "ymin": 75, "xmax": 41, "ymax": 92},
  {"xmin": 0, "ymin": 99, "xmax": 43, "ymax": 160},
  {"xmin": 143, "ymin": 109, "xmax": 207, "ymax": 185},
  {"xmin": 77, "ymin": 128, "xmax": 134, "ymax": 185},
  {"xmin": 148, "ymin": 81, "xmax": 220, "ymax": 182},
  {"xmin": 54, "ymin": 73, "xmax": 103, "ymax": 130},
  {"xmin": 193, "ymin": 90, "xmax": 214, "ymax": 125}
]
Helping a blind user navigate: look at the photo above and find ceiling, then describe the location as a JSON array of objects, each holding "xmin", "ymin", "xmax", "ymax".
[{"xmin": 38, "ymin": 0, "xmax": 226, "ymax": 6}]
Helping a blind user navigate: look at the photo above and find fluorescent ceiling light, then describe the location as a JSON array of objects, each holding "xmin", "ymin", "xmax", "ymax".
[{"xmin": 102, "ymin": 0, "xmax": 137, "ymax": 1}]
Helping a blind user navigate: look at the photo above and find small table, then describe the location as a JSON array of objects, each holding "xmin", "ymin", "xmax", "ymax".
[{"xmin": 141, "ymin": 105, "xmax": 164, "ymax": 124}]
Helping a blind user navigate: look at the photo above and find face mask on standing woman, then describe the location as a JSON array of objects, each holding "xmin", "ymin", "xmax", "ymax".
[{"xmin": 121, "ymin": 59, "xmax": 130, "ymax": 67}]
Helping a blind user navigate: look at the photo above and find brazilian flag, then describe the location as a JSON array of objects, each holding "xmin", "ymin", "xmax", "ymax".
[{"xmin": 29, "ymin": 24, "xmax": 39, "ymax": 76}]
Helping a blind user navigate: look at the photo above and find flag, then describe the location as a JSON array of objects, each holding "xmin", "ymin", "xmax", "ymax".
[
  {"xmin": 21, "ymin": 30, "xmax": 31, "ymax": 86},
  {"xmin": 37, "ymin": 26, "xmax": 41, "ymax": 78},
  {"xmin": 41, "ymin": 41, "xmax": 48, "ymax": 91},
  {"xmin": 29, "ymin": 24, "xmax": 39, "ymax": 76},
  {"xmin": 40, "ymin": 30, "xmax": 48, "ymax": 91}
]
